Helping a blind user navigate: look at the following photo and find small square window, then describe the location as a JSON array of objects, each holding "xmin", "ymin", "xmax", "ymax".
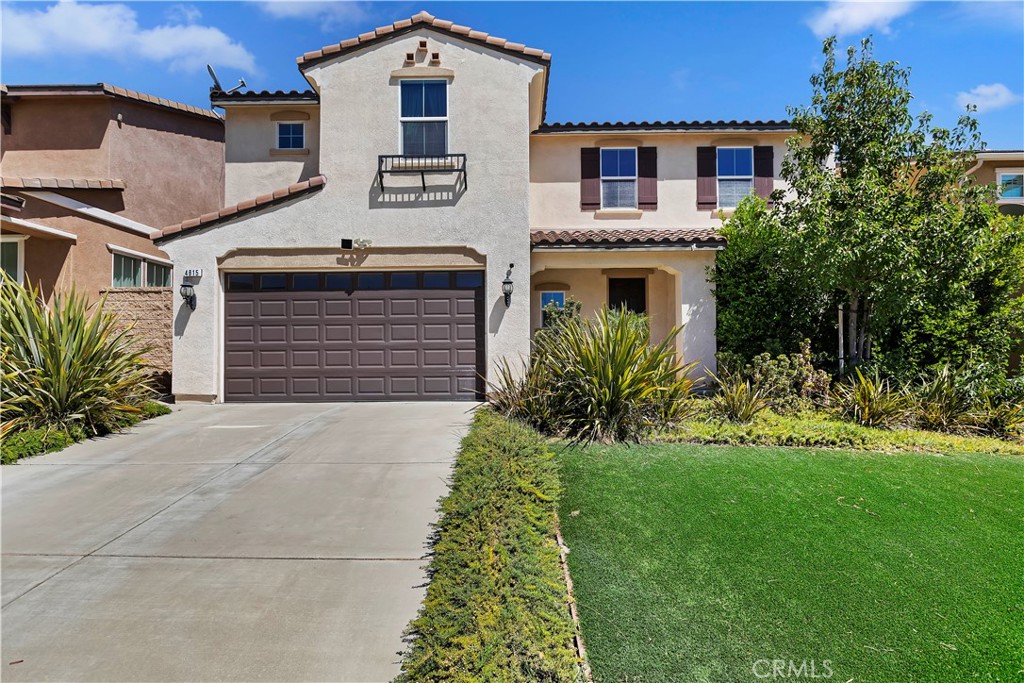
[
  {"xmin": 390, "ymin": 272, "xmax": 418, "ymax": 288},
  {"xmin": 293, "ymin": 273, "xmax": 321, "ymax": 290},
  {"xmin": 423, "ymin": 272, "xmax": 451, "ymax": 288},
  {"xmin": 325, "ymin": 273, "xmax": 353, "ymax": 290},
  {"xmin": 227, "ymin": 274, "xmax": 254, "ymax": 291},
  {"xmin": 357, "ymin": 273, "xmax": 385, "ymax": 289},
  {"xmin": 146, "ymin": 262, "xmax": 171, "ymax": 288},
  {"xmin": 277, "ymin": 122, "xmax": 304, "ymax": 150},
  {"xmin": 112, "ymin": 253, "xmax": 142, "ymax": 288},
  {"xmin": 997, "ymin": 171, "xmax": 1023, "ymax": 201},
  {"xmin": 260, "ymin": 274, "xmax": 287, "ymax": 290},
  {"xmin": 455, "ymin": 271, "xmax": 483, "ymax": 288}
]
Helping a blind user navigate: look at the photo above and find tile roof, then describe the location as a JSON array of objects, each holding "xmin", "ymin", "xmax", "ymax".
[
  {"xmin": 536, "ymin": 120, "xmax": 793, "ymax": 133},
  {"xmin": 2, "ymin": 83, "xmax": 221, "ymax": 121},
  {"xmin": 297, "ymin": 10, "xmax": 551, "ymax": 69},
  {"xmin": 153, "ymin": 176, "xmax": 326, "ymax": 243},
  {"xmin": 2, "ymin": 177, "xmax": 126, "ymax": 190},
  {"xmin": 531, "ymin": 228, "xmax": 726, "ymax": 248},
  {"xmin": 211, "ymin": 89, "xmax": 320, "ymax": 105}
]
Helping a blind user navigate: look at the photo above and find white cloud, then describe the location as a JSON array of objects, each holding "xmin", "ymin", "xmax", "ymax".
[
  {"xmin": 807, "ymin": 1, "xmax": 917, "ymax": 39},
  {"xmin": 2, "ymin": 1, "xmax": 256, "ymax": 74},
  {"xmin": 165, "ymin": 4, "xmax": 203, "ymax": 25},
  {"xmin": 255, "ymin": 1, "xmax": 371, "ymax": 30},
  {"xmin": 955, "ymin": 83, "xmax": 1023, "ymax": 114}
]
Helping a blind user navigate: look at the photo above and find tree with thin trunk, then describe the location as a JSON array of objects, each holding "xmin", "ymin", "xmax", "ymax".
[{"xmin": 778, "ymin": 36, "xmax": 986, "ymax": 368}]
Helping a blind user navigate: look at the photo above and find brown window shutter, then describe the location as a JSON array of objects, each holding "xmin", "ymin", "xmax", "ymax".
[
  {"xmin": 696, "ymin": 146, "xmax": 717, "ymax": 209},
  {"xmin": 637, "ymin": 147, "xmax": 658, "ymax": 210},
  {"xmin": 754, "ymin": 145, "xmax": 774, "ymax": 202},
  {"xmin": 580, "ymin": 147, "xmax": 600, "ymax": 211}
]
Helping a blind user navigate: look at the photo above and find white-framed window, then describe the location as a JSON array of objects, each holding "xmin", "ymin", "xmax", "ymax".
[
  {"xmin": 996, "ymin": 169, "xmax": 1023, "ymax": 203},
  {"xmin": 110, "ymin": 246, "xmax": 173, "ymax": 288},
  {"xmin": 717, "ymin": 147, "xmax": 754, "ymax": 209},
  {"xmin": 0, "ymin": 235, "xmax": 26, "ymax": 283},
  {"xmin": 112, "ymin": 253, "xmax": 143, "ymax": 287},
  {"xmin": 400, "ymin": 80, "xmax": 447, "ymax": 156},
  {"xmin": 146, "ymin": 262, "xmax": 172, "ymax": 288},
  {"xmin": 601, "ymin": 147, "xmax": 637, "ymax": 209},
  {"xmin": 276, "ymin": 122, "xmax": 305, "ymax": 150},
  {"xmin": 540, "ymin": 290, "xmax": 566, "ymax": 327}
]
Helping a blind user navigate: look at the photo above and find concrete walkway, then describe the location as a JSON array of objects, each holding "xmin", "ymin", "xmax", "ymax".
[{"xmin": 1, "ymin": 402, "xmax": 473, "ymax": 682}]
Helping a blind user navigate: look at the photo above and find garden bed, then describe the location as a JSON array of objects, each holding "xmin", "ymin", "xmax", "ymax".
[{"xmin": 396, "ymin": 409, "xmax": 578, "ymax": 682}]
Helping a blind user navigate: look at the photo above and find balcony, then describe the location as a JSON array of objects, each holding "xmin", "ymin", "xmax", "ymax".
[{"xmin": 377, "ymin": 154, "xmax": 467, "ymax": 192}]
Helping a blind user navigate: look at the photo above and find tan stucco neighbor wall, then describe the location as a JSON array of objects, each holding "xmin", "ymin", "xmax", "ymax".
[
  {"xmin": 160, "ymin": 28, "xmax": 545, "ymax": 401},
  {"xmin": 223, "ymin": 105, "xmax": 321, "ymax": 205},
  {"xmin": 529, "ymin": 132, "xmax": 791, "ymax": 229},
  {"xmin": 531, "ymin": 249, "xmax": 718, "ymax": 376}
]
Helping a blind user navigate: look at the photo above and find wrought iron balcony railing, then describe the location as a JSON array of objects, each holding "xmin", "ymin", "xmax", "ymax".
[{"xmin": 377, "ymin": 154, "xmax": 467, "ymax": 191}]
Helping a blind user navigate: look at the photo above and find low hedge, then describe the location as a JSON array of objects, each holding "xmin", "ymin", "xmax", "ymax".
[
  {"xmin": 1, "ymin": 400, "xmax": 173, "ymax": 464},
  {"xmin": 396, "ymin": 409, "xmax": 578, "ymax": 683},
  {"xmin": 664, "ymin": 410, "xmax": 1024, "ymax": 455}
]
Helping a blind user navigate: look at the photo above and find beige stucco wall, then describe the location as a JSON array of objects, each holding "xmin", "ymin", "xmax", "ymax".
[
  {"xmin": 160, "ymin": 28, "xmax": 544, "ymax": 401},
  {"xmin": 530, "ymin": 132, "xmax": 791, "ymax": 229},
  {"xmin": 531, "ymin": 249, "xmax": 718, "ymax": 375},
  {"xmin": 223, "ymin": 105, "xmax": 321, "ymax": 205},
  {"xmin": 1, "ymin": 99, "xmax": 112, "ymax": 178}
]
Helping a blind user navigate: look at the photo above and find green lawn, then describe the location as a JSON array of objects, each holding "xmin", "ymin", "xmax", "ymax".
[{"xmin": 558, "ymin": 444, "xmax": 1024, "ymax": 682}]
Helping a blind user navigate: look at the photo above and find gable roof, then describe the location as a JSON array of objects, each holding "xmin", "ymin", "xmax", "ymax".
[
  {"xmin": 2, "ymin": 83, "xmax": 221, "ymax": 122},
  {"xmin": 297, "ymin": 10, "xmax": 551, "ymax": 70},
  {"xmin": 153, "ymin": 176, "xmax": 326, "ymax": 243}
]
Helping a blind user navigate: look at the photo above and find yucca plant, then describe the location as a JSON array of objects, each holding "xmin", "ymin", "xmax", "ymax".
[
  {"xmin": 490, "ymin": 307, "xmax": 697, "ymax": 443},
  {"xmin": 832, "ymin": 367, "xmax": 912, "ymax": 429},
  {"xmin": 0, "ymin": 273, "xmax": 156, "ymax": 435},
  {"xmin": 911, "ymin": 363, "xmax": 978, "ymax": 433},
  {"xmin": 971, "ymin": 390, "xmax": 1024, "ymax": 440},
  {"xmin": 707, "ymin": 370, "xmax": 770, "ymax": 423}
]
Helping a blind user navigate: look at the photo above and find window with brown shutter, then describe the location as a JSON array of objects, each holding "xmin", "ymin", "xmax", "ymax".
[
  {"xmin": 580, "ymin": 147, "xmax": 600, "ymax": 211},
  {"xmin": 754, "ymin": 146, "xmax": 774, "ymax": 202},
  {"xmin": 696, "ymin": 146, "xmax": 717, "ymax": 209},
  {"xmin": 638, "ymin": 146, "xmax": 658, "ymax": 210}
]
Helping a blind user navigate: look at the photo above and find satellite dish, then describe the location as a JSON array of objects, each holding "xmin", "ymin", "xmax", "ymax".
[
  {"xmin": 228, "ymin": 77, "xmax": 247, "ymax": 94},
  {"xmin": 207, "ymin": 64, "xmax": 223, "ymax": 93}
]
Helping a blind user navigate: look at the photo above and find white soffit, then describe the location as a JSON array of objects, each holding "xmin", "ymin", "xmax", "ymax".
[
  {"xmin": 21, "ymin": 191, "xmax": 158, "ymax": 236},
  {"xmin": 0, "ymin": 215, "xmax": 78, "ymax": 241}
]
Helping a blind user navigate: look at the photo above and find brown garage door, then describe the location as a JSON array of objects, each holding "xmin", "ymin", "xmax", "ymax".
[{"xmin": 223, "ymin": 271, "xmax": 485, "ymax": 401}]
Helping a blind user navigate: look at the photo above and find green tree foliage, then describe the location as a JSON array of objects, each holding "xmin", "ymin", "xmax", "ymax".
[{"xmin": 712, "ymin": 36, "xmax": 1024, "ymax": 380}]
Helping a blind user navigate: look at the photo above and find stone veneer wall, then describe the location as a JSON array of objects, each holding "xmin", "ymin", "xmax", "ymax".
[{"xmin": 99, "ymin": 288, "xmax": 173, "ymax": 390}]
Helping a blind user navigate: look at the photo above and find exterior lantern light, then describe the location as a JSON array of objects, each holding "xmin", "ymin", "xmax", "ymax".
[
  {"xmin": 179, "ymin": 281, "xmax": 197, "ymax": 310},
  {"xmin": 502, "ymin": 263, "xmax": 514, "ymax": 307}
]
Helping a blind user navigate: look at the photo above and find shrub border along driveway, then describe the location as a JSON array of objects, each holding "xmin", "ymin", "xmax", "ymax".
[{"xmin": 396, "ymin": 409, "xmax": 579, "ymax": 682}]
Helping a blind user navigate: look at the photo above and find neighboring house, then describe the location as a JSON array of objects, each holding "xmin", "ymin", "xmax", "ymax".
[
  {"xmin": 1, "ymin": 83, "xmax": 225, "ymax": 380},
  {"xmin": 966, "ymin": 149, "xmax": 1024, "ymax": 216},
  {"xmin": 154, "ymin": 11, "xmax": 794, "ymax": 403}
]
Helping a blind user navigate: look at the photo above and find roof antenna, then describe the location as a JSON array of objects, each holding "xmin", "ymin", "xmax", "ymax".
[{"xmin": 207, "ymin": 64, "xmax": 246, "ymax": 94}]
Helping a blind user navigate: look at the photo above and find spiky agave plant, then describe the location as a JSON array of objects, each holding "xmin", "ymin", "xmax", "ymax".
[
  {"xmin": 832, "ymin": 367, "xmax": 912, "ymax": 429},
  {"xmin": 707, "ymin": 370, "xmax": 770, "ymax": 423},
  {"xmin": 0, "ymin": 273, "xmax": 155, "ymax": 435}
]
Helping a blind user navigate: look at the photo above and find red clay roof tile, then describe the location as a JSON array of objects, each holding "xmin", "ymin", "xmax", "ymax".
[
  {"xmin": 2, "ymin": 177, "xmax": 125, "ymax": 190},
  {"xmin": 296, "ymin": 11, "xmax": 550, "ymax": 68},
  {"xmin": 153, "ymin": 176, "xmax": 327, "ymax": 243},
  {"xmin": 530, "ymin": 228, "xmax": 726, "ymax": 248}
]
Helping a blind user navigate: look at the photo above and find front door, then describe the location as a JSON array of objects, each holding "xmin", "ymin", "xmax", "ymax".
[{"xmin": 608, "ymin": 277, "xmax": 647, "ymax": 314}]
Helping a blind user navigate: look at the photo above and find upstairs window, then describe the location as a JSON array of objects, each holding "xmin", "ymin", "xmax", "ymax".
[
  {"xmin": 601, "ymin": 148, "xmax": 637, "ymax": 209},
  {"xmin": 276, "ymin": 122, "xmax": 305, "ymax": 150},
  {"xmin": 400, "ymin": 80, "xmax": 447, "ymax": 156},
  {"xmin": 997, "ymin": 170, "xmax": 1023, "ymax": 203},
  {"xmin": 717, "ymin": 147, "xmax": 754, "ymax": 208}
]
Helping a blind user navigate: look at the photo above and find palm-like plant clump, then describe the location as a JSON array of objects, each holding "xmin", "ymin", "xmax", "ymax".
[{"xmin": 1, "ymin": 273, "xmax": 155, "ymax": 435}]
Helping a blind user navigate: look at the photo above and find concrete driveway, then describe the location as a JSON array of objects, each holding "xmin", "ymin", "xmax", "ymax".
[{"xmin": 1, "ymin": 402, "xmax": 472, "ymax": 682}]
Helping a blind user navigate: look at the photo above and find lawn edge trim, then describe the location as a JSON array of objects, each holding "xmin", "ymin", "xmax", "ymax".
[{"xmin": 556, "ymin": 516, "xmax": 595, "ymax": 683}]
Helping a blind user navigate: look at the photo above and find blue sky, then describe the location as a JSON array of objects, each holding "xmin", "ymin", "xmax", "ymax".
[{"xmin": 2, "ymin": 1, "xmax": 1022, "ymax": 148}]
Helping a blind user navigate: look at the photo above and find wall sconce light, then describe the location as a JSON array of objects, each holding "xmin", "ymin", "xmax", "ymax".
[
  {"xmin": 502, "ymin": 263, "xmax": 514, "ymax": 307},
  {"xmin": 179, "ymin": 281, "xmax": 196, "ymax": 310}
]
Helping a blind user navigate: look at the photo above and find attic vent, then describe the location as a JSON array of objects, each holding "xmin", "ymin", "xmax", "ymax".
[
  {"xmin": 430, "ymin": 52, "xmax": 441, "ymax": 65},
  {"xmin": 405, "ymin": 52, "xmax": 415, "ymax": 64},
  {"xmin": 417, "ymin": 39, "xmax": 428, "ymax": 51}
]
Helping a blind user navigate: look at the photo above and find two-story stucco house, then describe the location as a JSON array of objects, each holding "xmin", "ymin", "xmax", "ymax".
[{"xmin": 154, "ymin": 11, "xmax": 794, "ymax": 403}]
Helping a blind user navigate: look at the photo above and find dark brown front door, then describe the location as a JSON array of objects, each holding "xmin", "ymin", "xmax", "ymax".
[
  {"xmin": 608, "ymin": 277, "xmax": 647, "ymax": 314},
  {"xmin": 223, "ymin": 271, "xmax": 485, "ymax": 402}
]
